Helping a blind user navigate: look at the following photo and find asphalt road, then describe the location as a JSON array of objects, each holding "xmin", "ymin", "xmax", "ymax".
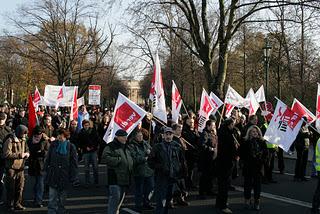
[{"xmin": 0, "ymin": 154, "xmax": 317, "ymax": 214}]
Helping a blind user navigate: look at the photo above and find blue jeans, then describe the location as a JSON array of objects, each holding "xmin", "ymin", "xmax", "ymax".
[
  {"xmin": 107, "ymin": 185, "xmax": 126, "ymax": 214},
  {"xmin": 134, "ymin": 176, "xmax": 154, "ymax": 208},
  {"xmin": 48, "ymin": 187, "xmax": 67, "ymax": 214},
  {"xmin": 83, "ymin": 151, "xmax": 99, "ymax": 184},
  {"xmin": 154, "ymin": 176, "xmax": 174, "ymax": 214},
  {"xmin": 32, "ymin": 175, "xmax": 44, "ymax": 204}
]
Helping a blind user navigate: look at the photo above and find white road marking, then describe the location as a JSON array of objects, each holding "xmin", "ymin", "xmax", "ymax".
[
  {"xmin": 121, "ymin": 208, "xmax": 141, "ymax": 214},
  {"xmin": 234, "ymin": 186, "xmax": 312, "ymax": 208}
]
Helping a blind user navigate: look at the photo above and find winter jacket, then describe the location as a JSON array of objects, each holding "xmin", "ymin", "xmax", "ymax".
[
  {"xmin": 102, "ymin": 138, "xmax": 133, "ymax": 186},
  {"xmin": 3, "ymin": 134, "xmax": 29, "ymax": 170},
  {"xmin": 128, "ymin": 139, "xmax": 154, "ymax": 177},
  {"xmin": 28, "ymin": 137, "xmax": 50, "ymax": 176},
  {"xmin": 240, "ymin": 138, "xmax": 268, "ymax": 176},
  {"xmin": 216, "ymin": 125, "xmax": 238, "ymax": 173},
  {"xmin": 0, "ymin": 125, "xmax": 12, "ymax": 167},
  {"xmin": 44, "ymin": 140, "xmax": 78, "ymax": 190},
  {"xmin": 148, "ymin": 140, "xmax": 187, "ymax": 180},
  {"xmin": 78, "ymin": 128, "xmax": 99, "ymax": 154}
]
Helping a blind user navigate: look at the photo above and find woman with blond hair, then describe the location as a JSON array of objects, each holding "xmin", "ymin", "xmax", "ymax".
[{"xmin": 240, "ymin": 125, "xmax": 268, "ymax": 211}]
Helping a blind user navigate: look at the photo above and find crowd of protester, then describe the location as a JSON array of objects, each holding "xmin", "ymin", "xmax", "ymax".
[{"xmin": 0, "ymin": 104, "xmax": 319, "ymax": 214}]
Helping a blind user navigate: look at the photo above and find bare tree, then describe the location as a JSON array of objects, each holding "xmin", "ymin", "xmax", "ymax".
[{"xmin": 7, "ymin": 0, "xmax": 114, "ymax": 96}]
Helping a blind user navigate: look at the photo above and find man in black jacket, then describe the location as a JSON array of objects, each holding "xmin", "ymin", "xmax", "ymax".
[
  {"xmin": 148, "ymin": 127, "xmax": 187, "ymax": 214},
  {"xmin": 78, "ymin": 119, "xmax": 99, "ymax": 186}
]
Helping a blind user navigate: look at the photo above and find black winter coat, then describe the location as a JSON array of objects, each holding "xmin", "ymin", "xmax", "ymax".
[
  {"xmin": 28, "ymin": 138, "xmax": 50, "ymax": 176},
  {"xmin": 44, "ymin": 141, "xmax": 78, "ymax": 190},
  {"xmin": 240, "ymin": 138, "xmax": 268, "ymax": 176}
]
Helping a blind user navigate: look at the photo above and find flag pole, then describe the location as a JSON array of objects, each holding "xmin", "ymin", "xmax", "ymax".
[
  {"xmin": 148, "ymin": 99, "xmax": 153, "ymax": 144},
  {"xmin": 182, "ymin": 101, "xmax": 190, "ymax": 118},
  {"xmin": 217, "ymin": 104, "xmax": 226, "ymax": 128},
  {"xmin": 151, "ymin": 113, "xmax": 195, "ymax": 149}
]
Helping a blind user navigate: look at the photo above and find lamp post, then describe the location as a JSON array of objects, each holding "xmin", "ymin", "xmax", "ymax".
[{"xmin": 263, "ymin": 38, "xmax": 272, "ymax": 99}]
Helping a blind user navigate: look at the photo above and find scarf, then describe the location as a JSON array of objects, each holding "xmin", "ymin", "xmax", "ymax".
[{"xmin": 56, "ymin": 140, "xmax": 68, "ymax": 155}]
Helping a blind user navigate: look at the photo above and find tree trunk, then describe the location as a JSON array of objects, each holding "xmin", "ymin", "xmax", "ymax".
[{"xmin": 213, "ymin": 43, "xmax": 228, "ymax": 98}]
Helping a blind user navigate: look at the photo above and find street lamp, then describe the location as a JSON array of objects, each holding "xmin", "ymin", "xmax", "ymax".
[{"xmin": 263, "ymin": 38, "xmax": 272, "ymax": 99}]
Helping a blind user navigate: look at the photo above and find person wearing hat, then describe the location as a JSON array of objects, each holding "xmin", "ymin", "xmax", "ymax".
[
  {"xmin": 3, "ymin": 125, "xmax": 29, "ymax": 211},
  {"xmin": 27, "ymin": 125, "xmax": 50, "ymax": 207},
  {"xmin": 148, "ymin": 126, "xmax": 186, "ymax": 214},
  {"xmin": 102, "ymin": 129, "xmax": 133, "ymax": 214},
  {"xmin": 0, "ymin": 112, "xmax": 11, "ymax": 205}
]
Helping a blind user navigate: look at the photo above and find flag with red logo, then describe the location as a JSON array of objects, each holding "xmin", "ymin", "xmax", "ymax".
[
  {"xmin": 209, "ymin": 92, "xmax": 223, "ymax": 116},
  {"xmin": 70, "ymin": 87, "xmax": 78, "ymax": 122},
  {"xmin": 224, "ymin": 85, "xmax": 245, "ymax": 107},
  {"xmin": 103, "ymin": 93, "xmax": 147, "ymax": 143},
  {"xmin": 316, "ymin": 83, "xmax": 320, "ymax": 131},
  {"xmin": 225, "ymin": 104, "xmax": 235, "ymax": 118},
  {"xmin": 172, "ymin": 80, "xmax": 182, "ymax": 123},
  {"xmin": 198, "ymin": 89, "xmax": 214, "ymax": 132},
  {"xmin": 33, "ymin": 86, "xmax": 42, "ymax": 110},
  {"xmin": 291, "ymin": 98, "xmax": 316, "ymax": 123},
  {"xmin": 149, "ymin": 52, "xmax": 167, "ymax": 123},
  {"xmin": 28, "ymin": 94, "xmax": 38, "ymax": 137},
  {"xmin": 264, "ymin": 99, "xmax": 303, "ymax": 152},
  {"xmin": 55, "ymin": 83, "xmax": 66, "ymax": 109},
  {"xmin": 245, "ymin": 88, "xmax": 260, "ymax": 116}
]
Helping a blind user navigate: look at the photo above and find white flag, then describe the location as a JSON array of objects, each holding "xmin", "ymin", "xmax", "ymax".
[
  {"xmin": 224, "ymin": 85, "xmax": 245, "ymax": 107},
  {"xmin": 149, "ymin": 52, "xmax": 167, "ymax": 123},
  {"xmin": 209, "ymin": 92, "xmax": 223, "ymax": 116},
  {"xmin": 316, "ymin": 83, "xmax": 320, "ymax": 131},
  {"xmin": 245, "ymin": 88, "xmax": 260, "ymax": 116},
  {"xmin": 198, "ymin": 89, "xmax": 214, "ymax": 132},
  {"xmin": 255, "ymin": 85, "xmax": 266, "ymax": 103},
  {"xmin": 172, "ymin": 80, "xmax": 182, "ymax": 123},
  {"xmin": 103, "ymin": 93, "xmax": 147, "ymax": 143},
  {"xmin": 264, "ymin": 99, "xmax": 303, "ymax": 152},
  {"xmin": 41, "ymin": 84, "xmax": 76, "ymax": 107}
]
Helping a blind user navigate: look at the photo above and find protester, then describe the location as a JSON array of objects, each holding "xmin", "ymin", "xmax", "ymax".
[
  {"xmin": 44, "ymin": 128, "xmax": 78, "ymax": 214},
  {"xmin": 0, "ymin": 112, "xmax": 11, "ymax": 205},
  {"xmin": 215, "ymin": 118, "xmax": 239, "ymax": 214},
  {"xmin": 128, "ymin": 130, "xmax": 154, "ymax": 212},
  {"xmin": 3, "ymin": 125, "xmax": 29, "ymax": 211},
  {"xmin": 240, "ymin": 125, "xmax": 268, "ymax": 210},
  {"xmin": 77, "ymin": 105, "xmax": 90, "ymax": 132},
  {"xmin": 12, "ymin": 108, "xmax": 28, "ymax": 130},
  {"xmin": 311, "ymin": 137, "xmax": 320, "ymax": 214},
  {"xmin": 102, "ymin": 129, "xmax": 133, "ymax": 214},
  {"xmin": 27, "ymin": 125, "xmax": 49, "ymax": 207},
  {"xmin": 198, "ymin": 119, "xmax": 218, "ymax": 199},
  {"xmin": 182, "ymin": 116, "xmax": 200, "ymax": 190},
  {"xmin": 294, "ymin": 119, "xmax": 311, "ymax": 182},
  {"xmin": 148, "ymin": 127, "xmax": 187, "ymax": 214},
  {"xmin": 78, "ymin": 119, "xmax": 100, "ymax": 187}
]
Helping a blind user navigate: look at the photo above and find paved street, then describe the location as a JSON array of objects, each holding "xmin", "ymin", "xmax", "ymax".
[{"xmin": 0, "ymin": 153, "xmax": 317, "ymax": 214}]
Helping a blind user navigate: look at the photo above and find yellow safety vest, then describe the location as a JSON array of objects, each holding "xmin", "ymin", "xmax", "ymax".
[
  {"xmin": 315, "ymin": 138, "xmax": 320, "ymax": 172},
  {"xmin": 262, "ymin": 122, "xmax": 278, "ymax": 149}
]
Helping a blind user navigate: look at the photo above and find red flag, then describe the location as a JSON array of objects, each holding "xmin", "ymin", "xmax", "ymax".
[
  {"xmin": 171, "ymin": 80, "xmax": 182, "ymax": 123},
  {"xmin": 28, "ymin": 94, "xmax": 38, "ymax": 137},
  {"xmin": 70, "ymin": 87, "xmax": 78, "ymax": 121},
  {"xmin": 291, "ymin": 98, "xmax": 316, "ymax": 123}
]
